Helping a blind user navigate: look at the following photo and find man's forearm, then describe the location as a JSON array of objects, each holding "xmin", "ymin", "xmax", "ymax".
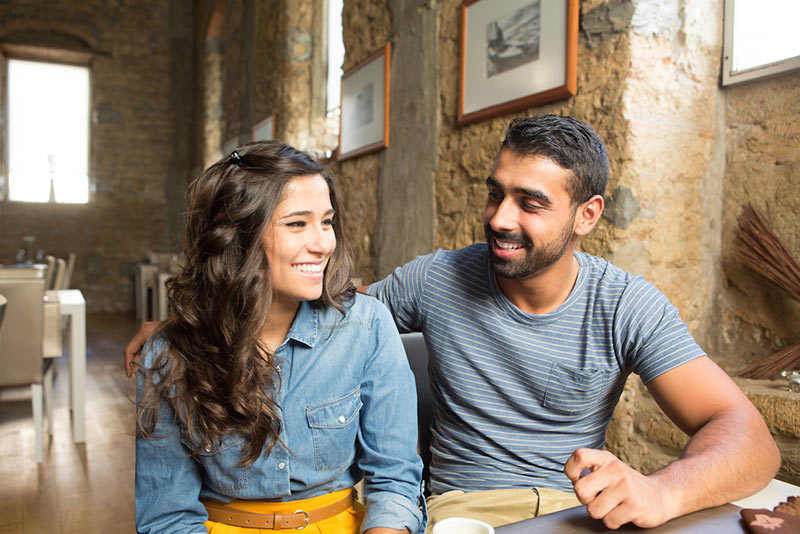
[{"xmin": 649, "ymin": 406, "xmax": 780, "ymax": 519}]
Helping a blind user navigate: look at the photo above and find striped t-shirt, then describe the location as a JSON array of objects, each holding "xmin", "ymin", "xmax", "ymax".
[{"xmin": 367, "ymin": 243, "xmax": 705, "ymax": 493}]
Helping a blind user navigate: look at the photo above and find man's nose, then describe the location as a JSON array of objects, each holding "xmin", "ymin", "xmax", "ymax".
[{"xmin": 488, "ymin": 198, "xmax": 517, "ymax": 233}]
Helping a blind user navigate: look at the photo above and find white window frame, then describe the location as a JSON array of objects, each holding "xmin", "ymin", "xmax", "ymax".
[{"xmin": 722, "ymin": 0, "xmax": 800, "ymax": 86}]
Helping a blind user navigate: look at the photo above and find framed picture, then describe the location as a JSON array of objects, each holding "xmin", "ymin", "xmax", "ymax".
[
  {"xmin": 222, "ymin": 135, "xmax": 241, "ymax": 157},
  {"xmin": 338, "ymin": 43, "xmax": 391, "ymax": 161},
  {"xmin": 458, "ymin": 0, "xmax": 578, "ymax": 127},
  {"xmin": 252, "ymin": 114, "xmax": 276, "ymax": 141}
]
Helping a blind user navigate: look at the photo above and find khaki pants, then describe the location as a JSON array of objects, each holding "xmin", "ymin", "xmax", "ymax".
[{"xmin": 425, "ymin": 487, "xmax": 582, "ymax": 533}]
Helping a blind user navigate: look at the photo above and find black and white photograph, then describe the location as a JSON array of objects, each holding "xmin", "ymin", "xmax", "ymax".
[
  {"xmin": 354, "ymin": 81, "xmax": 374, "ymax": 127},
  {"xmin": 486, "ymin": 1, "xmax": 540, "ymax": 78},
  {"xmin": 459, "ymin": 0, "xmax": 578, "ymax": 127}
]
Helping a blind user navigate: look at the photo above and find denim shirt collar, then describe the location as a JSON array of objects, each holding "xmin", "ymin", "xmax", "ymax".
[{"xmin": 284, "ymin": 300, "xmax": 317, "ymax": 348}]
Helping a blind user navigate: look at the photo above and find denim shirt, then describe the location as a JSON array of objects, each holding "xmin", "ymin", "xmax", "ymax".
[{"xmin": 135, "ymin": 294, "xmax": 425, "ymax": 534}]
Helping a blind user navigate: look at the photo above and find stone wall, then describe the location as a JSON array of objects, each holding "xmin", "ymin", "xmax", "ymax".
[
  {"xmin": 0, "ymin": 0, "xmax": 194, "ymax": 312},
  {"xmin": 336, "ymin": 0, "xmax": 391, "ymax": 282},
  {"xmin": 718, "ymin": 71, "xmax": 800, "ymax": 369},
  {"xmin": 716, "ymin": 70, "xmax": 800, "ymax": 484}
]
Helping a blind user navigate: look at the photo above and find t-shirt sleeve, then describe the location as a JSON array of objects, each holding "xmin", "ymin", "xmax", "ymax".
[
  {"xmin": 614, "ymin": 276, "xmax": 707, "ymax": 384},
  {"xmin": 365, "ymin": 251, "xmax": 438, "ymax": 333}
]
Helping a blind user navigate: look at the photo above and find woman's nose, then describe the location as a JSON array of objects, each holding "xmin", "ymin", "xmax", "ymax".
[{"xmin": 308, "ymin": 225, "xmax": 336, "ymax": 255}]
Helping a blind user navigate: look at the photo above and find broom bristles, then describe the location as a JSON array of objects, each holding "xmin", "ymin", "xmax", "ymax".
[
  {"xmin": 740, "ymin": 343, "xmax": 800, "ymax": 379},
  {"xmin": 736, "ymin": 204, "xmax": 800, "ymax": 301},
  {"xmin": 736, "ymin": 205, "xmax": 800, "ymax": 378}
]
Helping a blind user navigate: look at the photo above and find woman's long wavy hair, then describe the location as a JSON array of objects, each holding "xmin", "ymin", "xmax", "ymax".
[{"xmin": 137, "ymin": 141, "xmax": 355, "ymax": 466}]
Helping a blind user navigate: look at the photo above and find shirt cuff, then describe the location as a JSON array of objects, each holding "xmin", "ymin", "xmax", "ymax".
[{"xmin": 360, "ymin": 490, "xmax": 424, "ymax": 534}]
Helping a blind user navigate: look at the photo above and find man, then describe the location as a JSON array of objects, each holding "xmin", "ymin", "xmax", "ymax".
[{"xmin": 126, "ymin": 115, "xmax": 780, "ymax": 531}]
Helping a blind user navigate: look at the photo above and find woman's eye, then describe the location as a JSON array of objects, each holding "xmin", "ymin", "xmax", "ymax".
[
  {"xmin": 322, "ymin": 218, "xmax": 334, "ymax": 227},
  {"xmin": 286, "ymin": 221, "xmax": 306, "ymax": 228}
]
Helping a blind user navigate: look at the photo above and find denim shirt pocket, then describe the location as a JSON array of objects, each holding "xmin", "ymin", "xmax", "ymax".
[
  {"xmin": 180, "ymin": 432, "xmax": 249, "ymax": 495},
  {"xmin": 306, "ymin": 388, "xmax": 363, "ymax": 471},
  {"xmin": 542, "ymin": 363, "xmax": 611, "ymax": 416}
]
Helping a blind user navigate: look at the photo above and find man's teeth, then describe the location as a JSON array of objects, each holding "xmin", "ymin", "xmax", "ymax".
[
  {"xmin": 496, "ymin": 239, "xmax": 522, "ymax": 250},
  {"xmin": 294, "ymin": 263, "xmax": 323, "ymax": 273}
]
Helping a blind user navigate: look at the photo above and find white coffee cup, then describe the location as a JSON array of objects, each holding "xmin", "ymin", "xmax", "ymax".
[{"xmin": 431, "ymin": 517, "xmax": 495, "ymax": 534}]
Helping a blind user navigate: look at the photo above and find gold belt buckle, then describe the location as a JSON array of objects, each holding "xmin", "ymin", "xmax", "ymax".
[{"xmin": 293, "ymin": 510, "xmax": 309, "ymax": 530}]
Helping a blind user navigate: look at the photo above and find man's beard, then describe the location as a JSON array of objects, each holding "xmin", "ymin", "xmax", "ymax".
[{"xmin": 484, "ymin": 218, "xmax": 575, "ymax": 279}]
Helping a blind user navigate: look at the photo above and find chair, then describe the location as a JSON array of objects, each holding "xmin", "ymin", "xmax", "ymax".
[
  {"xmin": 0, "ymin": 278, "xmax": 55, "ymax": 463},
  {"xmin": 134, "ymin": 262, "xmax": 159, "ymax": 322},
  {"xmin": 51, "ymin": 258, "xmax": 67, "ymax": 290},
  {"xmin": 43, "ymin": 255, "xmax": 56, "ymax": 289},
  {"xmin": 62, "ymin": 253, "xmax": 76, "ymax": 289},
  {"xmin": 0, "ymin": 265, "xmax": 47, "ymax": 279},
  {"xmin": 400, "ymin": 332, "xmax": 434, "ymax": 488}
]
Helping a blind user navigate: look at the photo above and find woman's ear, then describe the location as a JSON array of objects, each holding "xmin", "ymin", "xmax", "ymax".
[{"xmin": 574, "ymin": 195, "xmax": 604, "ymax": 237}]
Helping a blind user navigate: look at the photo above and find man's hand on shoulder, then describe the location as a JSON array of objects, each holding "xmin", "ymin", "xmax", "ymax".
[
  {"xmin": 565, "ymin": 448, "xmax": 678, "ymax": 529},
  {"xmin": 124, "ymin": 321, "xmax": 161, "ymax": 377}
]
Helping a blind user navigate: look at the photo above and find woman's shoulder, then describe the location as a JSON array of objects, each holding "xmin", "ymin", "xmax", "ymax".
[{"xmin": 317, "ymin": 292, "xmax": 394, "ymax": 328}]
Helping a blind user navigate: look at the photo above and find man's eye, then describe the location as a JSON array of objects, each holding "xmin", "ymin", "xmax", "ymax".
[
  {"xmin": 522, "ymin": 202, "xmax": 541, "ymax": 211},
  {"xmin": 488, "ymin": 190, "xmax": 503, "ymax": 201}
]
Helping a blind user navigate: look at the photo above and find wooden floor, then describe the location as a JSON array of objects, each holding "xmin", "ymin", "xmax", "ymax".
[{"xmin": 0, "ymin": 313, "xmax": 138, "ymax": 534}]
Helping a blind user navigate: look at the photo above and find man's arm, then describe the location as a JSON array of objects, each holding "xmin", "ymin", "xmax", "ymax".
[
  {"xmin": 124, "ymin": 321, "xmax": 161, "ymax": 377},
  {"xmin": 565, "ymin": 356, "xmax": 780, "ymax": 529}
]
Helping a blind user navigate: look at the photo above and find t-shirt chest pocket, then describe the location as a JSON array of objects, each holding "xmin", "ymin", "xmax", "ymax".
[
  {"xmin": 306, "ymin": 388, "xmax": 363, "ymax": 471},
  {"xmin": 542, "ymin": 362, "xmax": 613, "ymax": 416}
]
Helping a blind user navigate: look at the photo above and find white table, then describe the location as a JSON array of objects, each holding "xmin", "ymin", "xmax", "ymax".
[
  {"xmin": 57, "ymin": 289, "xmax": 86, "ymax": 443},
  {"xmin": 732, "ymin": 478, "xmax": 800, "ymax": 508}
]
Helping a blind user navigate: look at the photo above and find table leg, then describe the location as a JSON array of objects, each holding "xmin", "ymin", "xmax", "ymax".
[{"xmin": 69, "ymin": 305, "xmax": 86, "ymax": 443}]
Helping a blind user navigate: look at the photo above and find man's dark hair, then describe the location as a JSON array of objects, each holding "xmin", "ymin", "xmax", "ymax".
[{"xmin": 501, "ymin": 115, "xmax": 610, "ymax": 204}]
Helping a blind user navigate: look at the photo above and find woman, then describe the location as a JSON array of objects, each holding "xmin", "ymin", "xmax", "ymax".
[{"xmin": 135, "ymin": 141, "xmax": 424, "ymax": 533}]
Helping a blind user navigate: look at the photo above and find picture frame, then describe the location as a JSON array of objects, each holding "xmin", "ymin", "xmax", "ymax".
[
  {"xmin": 458, "ymin": 0, "xmax": 578, "ymax": 127},
  {"xmin": 252, "ymin": 114, "xmax": 276, "ymax": 142},
  {"xmin": 338, "ymin": 43, "xmax": 391, "ymax": 161},
  {"xmin": 222, "ymin": 135, "xmax": 241, "ymax": 157}
]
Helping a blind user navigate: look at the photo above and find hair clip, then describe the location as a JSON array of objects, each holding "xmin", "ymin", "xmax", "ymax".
[{"xmin": 229, "ymin": 150, "xmax": 243, "ymax": 165}]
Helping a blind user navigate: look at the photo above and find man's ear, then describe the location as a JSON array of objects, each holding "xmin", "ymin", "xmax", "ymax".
[{"xmin": 574, "ymin": 195, "xmax": 604, "ymax": 237}]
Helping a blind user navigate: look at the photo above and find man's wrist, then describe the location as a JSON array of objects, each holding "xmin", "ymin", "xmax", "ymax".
[{"xmin": 647, "ymin": 465, "xmax": 686, "ymax": 523}]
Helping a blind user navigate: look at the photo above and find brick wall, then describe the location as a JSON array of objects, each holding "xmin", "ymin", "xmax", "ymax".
[{"xmin": 0, "ymin": 0, "xmax": 195, "ymax": 312}]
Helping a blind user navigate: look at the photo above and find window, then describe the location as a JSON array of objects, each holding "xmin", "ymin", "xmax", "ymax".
[
  {"xmin": 722, "ymin": 0, "xmax": 800, "ymax": 85},
  {"xmin": 6, "ymin": 58, "xmax": 90, "ymax": 203},
  {"xmin": 326, "ymin": 0, "xmax": 344, "ymax": 113}
]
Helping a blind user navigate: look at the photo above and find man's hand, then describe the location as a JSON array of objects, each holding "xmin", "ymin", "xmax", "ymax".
[
  {"xmin": 124, "ymin": 321, "xmax": 161, "ymax": 377},
  {"xmin": 565, "ymin": 448, "xmax": 677, "ymax": 529}
]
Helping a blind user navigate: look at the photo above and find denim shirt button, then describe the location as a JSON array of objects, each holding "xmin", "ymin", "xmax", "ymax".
[
  {"xmin": 276, "ymin": 365, "xmax": 282, "ymax": 372},
  {"xmin": 278, "ymin": 461, "xmax": 286, "ymax": 470},
  {"xmin": 204, "ymin": 444, "xmax": 211, "ymax": 453},
  {"xmin": 338, "ymin": 415, "xmax": 346, "ymax": 423}
]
